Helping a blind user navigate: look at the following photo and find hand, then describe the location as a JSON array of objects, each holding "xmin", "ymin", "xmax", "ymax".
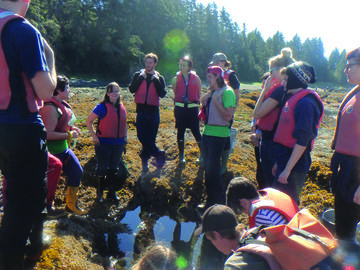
[
  {"xmin": 140, "ymin": 70, "xmax": 146, "ymax": 78},
  {"xmin": 250, "ymin": 133, "xmax": 259, "ymax": 147},
  {"xmin": 272, "ymin": 163, "xmax": 278, "ymax": 177},
  {"xmin": 151, "ymin": 73, "xmax": 159, "ymax": 80},
  {"xmin": 353, "ymin": 185, "xmax": 360, "ymax": 205},
  {"xmin": 71, "ymin": 127, "xmax": 81, "ymax": 139},
  {"xmin": 278, "ymin": 169, "xmax": 291, "ymax": 184},
  {"xmin": 263, "ymin": 76, "xmax": 272, "ymax": 92},
  {"xmin": 92, "ymin": 134, "xmax": 100, "ymax": 145}
]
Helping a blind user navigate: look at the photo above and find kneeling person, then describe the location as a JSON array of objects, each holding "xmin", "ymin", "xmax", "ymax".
[{"xmin": 226, "ymin": 177, "xmax": 299, "ymax": 228}]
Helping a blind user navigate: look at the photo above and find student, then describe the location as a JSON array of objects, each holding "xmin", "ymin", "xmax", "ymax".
[
  {"xmin": 195, "ymin": 204, "xmax": 275, "ymax": 270},
  {"xmin": 129, "ymin": 53, "xmax": 167, "ymax": 173},
  {"xmin": 40, "ymin": 76, "xmax": 86, "ymax": 215},
  {"xmin": 330, "ymin": 47, "xmax": 360, "ymax": 240},
  {"xmin": 201, "ymin": 66, "xmax": 236, "ymax": 206},
  {"xmin": 172, "ymin": 56, "xmax": 202, "ymax": 164},
  {"xmin": 209, "ymin": 52, "xmax": 240, "ymax": 175},
  {"xmin": 87, "ymin": 82, "xmax": 127, "ymax": 203},
  {"xmin": 0, "ymin": 0, "xmax": 57, "ymax": 267},
  {"xmin": 253, "ymin": 48, "xmax": 295, "ymax": 186},
  {"xmin": 131, "ymin": 245, "xmax": 178, "ymax": 270},
  {"xmin": 226, "ymin": 177, "xmax": 299, "ymax": 228},
  {"xmin": 272, "ymin": 62, "xmax": 323, "ymax": 203}
]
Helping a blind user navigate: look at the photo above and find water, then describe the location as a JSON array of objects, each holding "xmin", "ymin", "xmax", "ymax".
[{"xmin": 116, "ymin": 206, "xmax": 202, "ymax": 269}]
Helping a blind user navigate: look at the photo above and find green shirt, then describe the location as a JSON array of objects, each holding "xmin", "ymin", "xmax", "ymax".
[{"xmin": 203, "ymin": 87, "xmax": 236, "ymax": 137}]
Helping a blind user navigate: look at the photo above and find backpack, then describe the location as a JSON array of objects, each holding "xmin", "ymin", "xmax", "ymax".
[{"xmin": 237, "ymin": 209, "xmax": 344, "ymax": 270}]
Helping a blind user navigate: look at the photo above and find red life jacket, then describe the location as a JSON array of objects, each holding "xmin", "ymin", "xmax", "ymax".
[
  {"xmin": 273, "ymin": 89, "xmax": 324, "ymax": 149},
  {"xmin": 249, "ymin": 188, "xmax": 299, "ymax": 228},
  {"xmin": 174, "ymin": 71, "xmax": 200, "ymax": 103},
  {"xmin": 97, "ymin": 102, "xmax": 127, "ymax": 139},
  {"xmin": 256, "ymin": 79, "xmax": 282, "ymax": 131},
  {"xmin": 0, "ymin": 9, "xmax": 42, "ymax": 113},
  {"xmin": 224, "ymin": 69, "xmax": 235, "ymax": 87},
  {"xmin": 44, "ymin": 97, "xmax": 72, "ymax": 133},
  {"xmin": 134, "ymin": 72, "xmax": 160, "ymax": 106},
  {"xmin": 333, "ymin": 86, "xmax": 360, "ymax": 157}
]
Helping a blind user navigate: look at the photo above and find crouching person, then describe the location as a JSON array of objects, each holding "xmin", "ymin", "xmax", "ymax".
[
  {"xmin": 195, "ymin": 204, "xmax": 278, "ymax": 270},
  {"xmin": 226, "ymin": 177, "xmax": 299, "ymax": 228}
]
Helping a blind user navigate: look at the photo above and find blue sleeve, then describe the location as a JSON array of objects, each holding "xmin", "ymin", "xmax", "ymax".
[
  {"xmin": 3, "ymin": 19, "xmax": 48, "ymax": 79},
  {"xmin": 93, "ymin": 103, "xmax": 107, "ymax": 119},
  {"xmin": 293, "ymin": 95, "xmax": 321, "ymax": 146},
  {"xmin": 269, "ymin": 86, "xmax": 286, "ymax": 103}
]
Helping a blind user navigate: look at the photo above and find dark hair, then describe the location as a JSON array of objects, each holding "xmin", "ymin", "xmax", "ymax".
[
  {"xmin": 144, "ymin": 53, "xmax": 158, "ymax": 63},
  {"xmin": 54, "ymin": 75, "xmax": 70, "ymax": 96},
  {"xmin": 216, "ymin": 77, "xmax": 226, "ymax": 88},
  {"xmin": 226, "ymin": 177, "xmax": 260, "ymax": 212},
  {"xmin": 346, "ymin": 47, "xmax": 360, "ymax": 62},
  {"xmin": 180, "ymin": 55, "xmax": 193, "ymax": 69},
  {"xmin": 101, "ymin": 82, "xmax": 121, "ymax": 107},
  {"xmin": 206, "ymin": 225, "xmax": 241, "ymax": 240}
]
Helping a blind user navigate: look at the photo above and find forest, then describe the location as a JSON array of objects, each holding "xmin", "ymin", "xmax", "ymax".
[{"xmin": 27, "ymin": 0, "xmax": 349, "ymax": 85}]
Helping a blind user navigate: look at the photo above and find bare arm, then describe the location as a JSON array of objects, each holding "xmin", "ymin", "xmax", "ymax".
[
  {"xmin": 86, "ymin": 112, "xmax": 100, "ymax": 145},
  {"xmin": 277, "ymin": 144, "xmax": 306, "ymax": 184},
  {"xmin": 253, "ymin": 98, "xmax": 279, "ymax": 119},
  {"xmin": 40, "ymin": 105, "xmax": 77, "ymax": 141},
  {"xmin": 31, "ymin": 39, "xmax": 57, "ymax": 100},
  {"xmin": 253, "ymin": 77, "xmax": 277, "ymax": 118}
]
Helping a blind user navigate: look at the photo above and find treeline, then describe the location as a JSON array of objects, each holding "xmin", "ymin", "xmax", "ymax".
[{"xmin": 27, "ymin": 0, "xmax": 348, "ymax": 85}]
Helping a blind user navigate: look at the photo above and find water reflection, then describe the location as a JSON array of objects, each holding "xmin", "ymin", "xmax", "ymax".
[{"xmin": 116, "ymin": 206, "xmax": 225, "ymax": 269}]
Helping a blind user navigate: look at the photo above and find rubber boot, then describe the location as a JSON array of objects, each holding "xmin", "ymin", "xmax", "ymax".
[
  {"xmin": 46, "ymin": 202, "xmax": 66, "ymax": 219},
  {"xmin": 65, "ymin": 186, "xmax": 87, "ymax": 215},
  {"xmin": 106, "ymin": 171, "xmax": 119, "ymax": 202},
  {"xmin": 220, "ymin": 149, "xmax": 231, "ymax": 176},
  {"xmin": 196, "ymin": 141, "xmax": 204, "ymax": 168},
  {"xmin": 96, "ymin": 176, "xmax": 105, "ymax": 203},
  {"xmin": 177, "ymin": 140, "xmax": 185, "ymax": 165},
  {"xmin": 155, "ymin": 150, "xmax": 166, "ymax": 169}
]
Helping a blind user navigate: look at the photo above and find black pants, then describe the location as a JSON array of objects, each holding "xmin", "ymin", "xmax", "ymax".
[
  {"xmin": 174, "ymin": 106, "xmax": 201, "ymax": 142},
  {"xmin": 0, "ymin": 124, "xmax": 47, "ymax": 254}
]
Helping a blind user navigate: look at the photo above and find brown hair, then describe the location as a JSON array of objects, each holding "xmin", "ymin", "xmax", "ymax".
[
  {"xmin": 131, "ymin": 245, "xmax": 178, "ymax": 270},
  {"xmin": 180, "ymin": 55, "xmax": 193, "ymax": 69},
  {"xmin": 269, "ymin": 47, "xmax": 295, "ymax": 70},
  {"xmin": 346, "ymin": 47, "xmax": 360, "ymax": 62},
  {"xmin": 145, "ymin": 53, "xmax": 158, "ymax": 63},
  {"xmin": 101, "ymin": 82, "xmax": 121, "ymax": 106},
  {"xmin": 206, "ymin": 224, "xmax": 242, "ymax": 240},
  {"xmin": 54, "ymin": 75, "xmax": 70, "ymax": 96}
]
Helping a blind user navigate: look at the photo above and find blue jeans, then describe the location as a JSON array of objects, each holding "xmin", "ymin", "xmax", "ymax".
[
  {"xmin": 136, "ymin": 111, "xmax": 161, "ymax": 160},
  {"xmin": 259, "ymin": 138, "xmax": 276, "ymax": 187},
  {"xmin": 202, "ymin": 135, "xmax": 227, "ymax": 205},
  {"xmin": 0, "ymin": 124, "xmax": 47, "ymax": 254},
  {"xmin": 95, "ymin": 143, "xmax": 124, "ymax": 176},
  {"xmin": 54, "ymin": 148, "xmax": 83, "ymax": 187}
]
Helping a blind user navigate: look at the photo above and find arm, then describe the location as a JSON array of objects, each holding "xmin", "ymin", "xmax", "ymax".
[
  {"xmin": 86, "ymin": 112, "xmax": 100, "ymax": 145},
  {"xmin": 253, "ymin": 77, "xmax": 277, "ymax": 118},
  {"xmin": 229, "ymin": 72, "xmax": 240, "ymax": 104},
  {"xmin": 253, "ymin": 98, "xmax": 279, "ymax": 119},
  {"xmin": 200, "ymin": 91, "xmax": 213, "ymax": 104},
  {"xmin": 40, "ymin": 105, "xmax": 78, "ymax": 141},
  {"xmin": 128, "ymin": 72, "xmax": 144, "ymax": 93},
  {"xmin": 152, "ymin": 74, "xmax": 166, "ymax": 98},
  {"xmin": 277, "ymin": 144, "xmax": 306, "ymax": 184}
]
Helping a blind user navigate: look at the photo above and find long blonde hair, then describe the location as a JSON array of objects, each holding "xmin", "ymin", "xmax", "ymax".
[{"xmin": 131, "ymin": 245, "xmax": 178, "ymax": 270}]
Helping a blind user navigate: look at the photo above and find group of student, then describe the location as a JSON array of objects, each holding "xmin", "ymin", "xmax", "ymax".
[{"xmin": 1, "ymin": 0, "xmax": 360, "ymax": 269}]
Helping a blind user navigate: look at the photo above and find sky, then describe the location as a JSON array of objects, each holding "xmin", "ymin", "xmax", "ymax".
[{"xmin": 197, "ymin": 0, "xmax": 358, "ymax": 58}]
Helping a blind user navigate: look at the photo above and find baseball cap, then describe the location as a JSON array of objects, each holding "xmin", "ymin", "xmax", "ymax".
[
  {"xmin": 206, "ymin": 65, "xmax": 224, "ymax": 79},
  {"xmin": 194, "ymin": 204, "xmax": 238, "ymax": 236}
]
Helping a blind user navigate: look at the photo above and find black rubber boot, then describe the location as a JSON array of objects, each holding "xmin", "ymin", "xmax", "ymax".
[
  {"xmin": 96, "ymin": 176, "xmax": 105, "ymax": 203},
  {"xmin": 196, "ymin": 141, "xmax": 204, "ymax": 168},
  {"xmin": 177, "ymin": 140, "xmax": 185, "ymax": 164},
  {"xmin": 220, "ymin": 149, "xmax": 230, "ymax": 176},
  {"xmin": 107, "ymin": 171, "xmax": 119, "ymax": 202},
  {"xmin": 155, "ymin": 150, "xmax": 166, "ymax": 169}
]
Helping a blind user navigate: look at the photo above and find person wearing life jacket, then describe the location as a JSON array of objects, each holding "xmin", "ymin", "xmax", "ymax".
[
  {"xmin": 272, "ymin": 62, "xmax": 324, "ymax": 204},
  {"xmin": 40, "ymin": 76, "xmax": 86, "ymax": 215},
  {"xmin": 201, "ymin": 66, "xmax": 236, "ymax": 207},
  {"xmin": 226, "ymin": 177, "xmax": 299, "ymax": 228},
  {"xmin": 172, "ymin": 56, "xmax": 202, "ymax": 165},
  {"xmin": 86, "ymin": 82, "xmax": 127, "ymax": 203},
  {"xmin": 195, "ymin": 204, "xmax": 278, "ymax": 270},
  {"xmin": 0, "ymin": 0, "xmax": 57, "ymax": 268},
  {"xmin": 253, "ymin": 48, "xmax": 296, "ymax": 187},
  {"xmin": 209, "ymin": 52, "xmax": 241, "ymax": 176},
  {"xmin": 129, "ymin": 53, "xmax": 167, "ymax": 173},
  {"xmin": 330, "ymin": 47, "xmax": 360, "ymax": 241}
]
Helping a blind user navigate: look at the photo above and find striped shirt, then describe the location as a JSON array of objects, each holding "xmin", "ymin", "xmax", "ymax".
[{"xmin": 255, "ymin": 208, "xmax": 288, "ymax": 227}]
